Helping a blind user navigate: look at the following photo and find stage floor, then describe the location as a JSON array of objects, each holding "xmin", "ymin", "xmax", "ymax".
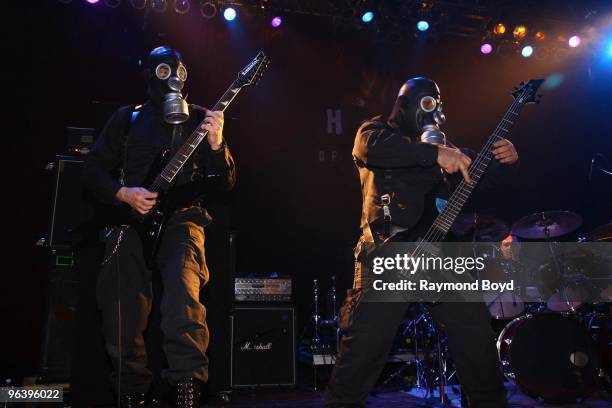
[{"xmin": 206, "ymin": 383, "xmax": 611, "ymax": 408}]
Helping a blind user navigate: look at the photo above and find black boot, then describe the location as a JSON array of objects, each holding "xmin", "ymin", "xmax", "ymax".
[
  {"xmin": 120, "ymin": 392, "xmax": 146, "ymax": 408},
  {"xmin": 175, "ymin": 377, "xmax": 203, "ymax": 408}
]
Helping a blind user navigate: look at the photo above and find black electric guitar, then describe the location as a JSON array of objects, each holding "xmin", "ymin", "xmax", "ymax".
[
  {"xmin": 370, "ymin": 79, "xmax": 544, "ymax": 287},
  {"xmin": 129, "ymin": 51, "xmax": 269, "ymax": 267}
]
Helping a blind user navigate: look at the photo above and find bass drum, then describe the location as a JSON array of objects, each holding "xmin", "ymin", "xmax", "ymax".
[{"xmin": 497, "ymin": 313, "xmax": 599, "ymax": 402}]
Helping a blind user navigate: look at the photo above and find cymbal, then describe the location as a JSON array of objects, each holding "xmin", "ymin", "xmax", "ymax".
[
  {"xmin": 451, "ymin": 213, "xmax": 510, "ymax": 241},
  {"xmin": 586, "ymin": 223, "xmax": 612, "ymax": 242},
  {"xmin": 511, "ymin": 211, "xmax": 582, "ymax": 239}
]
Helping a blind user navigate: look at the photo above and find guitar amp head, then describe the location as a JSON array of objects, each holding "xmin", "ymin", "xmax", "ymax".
[{"xmin": 234, "ymin": 277, "xmax": 292, "ymax": 302}]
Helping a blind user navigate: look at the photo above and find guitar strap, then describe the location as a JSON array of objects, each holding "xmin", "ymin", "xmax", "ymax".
[{"xmin": 118, "ymin": 104, "xmax": 142, "ymax": 185}]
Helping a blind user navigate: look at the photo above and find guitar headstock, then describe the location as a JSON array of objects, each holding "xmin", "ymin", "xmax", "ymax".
[
  {"xmin": 512, "ymin": 79, "xmax": 544, "ymax": 105},
  {"xmin": 237, "ymin": 51, "xmax": 270, "ymax": 88}
]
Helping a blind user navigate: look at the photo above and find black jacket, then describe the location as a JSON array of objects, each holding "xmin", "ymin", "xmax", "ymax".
[
  {"xmin": 353, "ymin": 116, "xmax": 514, "ymax": 245},
  {"xmin": 83, "ymin": 101, "xmax": 235, "ymax": 221}
]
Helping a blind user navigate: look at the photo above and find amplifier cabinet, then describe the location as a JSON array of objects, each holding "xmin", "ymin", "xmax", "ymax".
[
  {"xmin": 47, "ymin": 155, "xmax": 94, "ymax": 249},
  {"xmin": 230, "ymin": 306, "xmax": 296, "ymax": 387}
]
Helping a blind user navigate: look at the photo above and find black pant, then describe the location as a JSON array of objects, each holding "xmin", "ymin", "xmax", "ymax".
[
  {"xmin": 97, "ymin": 207, "xmax": 210, "ymax": 394},
  {"xmin": 325, "ymin": 287, "xmax": 507, "ymax": 407}
]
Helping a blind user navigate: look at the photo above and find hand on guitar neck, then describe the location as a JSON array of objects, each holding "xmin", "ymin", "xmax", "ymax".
[
  {"xmin": 436, "ymin": 139, "xmax": 518, "ymax": 183},
  {"xmin": 492, "ymin": 139, "xmax": 518, "ymax": 164},
  {"xmin": 116, "ymin": 187, "xmax": 158, "ymax": 215},
  {"xmin": 201, "ymin": 109, "xmax": 224, "ymax": 151}
]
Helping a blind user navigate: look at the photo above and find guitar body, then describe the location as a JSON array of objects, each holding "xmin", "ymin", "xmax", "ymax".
[{"xmin": 131, "ymin": 149, "xmax": 171, "ymax": 269}]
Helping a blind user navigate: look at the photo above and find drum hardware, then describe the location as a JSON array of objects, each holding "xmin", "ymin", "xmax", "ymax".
[
  {"xmin": 298, "ymin": 277, "xmax": 340, "ymax": 353},
  {"xmin": 378, "ymin": 306, "xmax": 456, "ymax": 407},
  {"xmin": 298, "ymin": 278, "xmax": 340, "ymax": 391},
  {"xmin": 312, "ymin": 279, "xmax": 322, "ymax": 349},
  {"xmin": 511, "ymin": 210, "xmax": 582, "ymax": 240},
  {"xmin": 329, "ymin": 276, "xmax": 338, "ymax": 322},
  {"xmin": 451, "ymin": 213, "xmax": 510, "ymax": 242},
  {"xmin": 319, "ymin": 276, "xmax": 339, "ymax": 327}
]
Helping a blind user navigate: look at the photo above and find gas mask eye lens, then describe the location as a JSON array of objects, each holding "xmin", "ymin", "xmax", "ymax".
[
  {"xmin": 155, "ymin": 63, "xmax": 171, "ymax": 80},
  {"xmin": 177, "ymin": 65, "xmax": 188, "ymax": 82},
  {"xmin": 420, "ymin": 96, "xmax": 437, "ymax": 113}
]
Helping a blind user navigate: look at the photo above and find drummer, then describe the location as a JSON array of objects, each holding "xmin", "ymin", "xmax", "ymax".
[{"xmin": 500, "ymin": 234, "xmax": 521, "ymax": 261}]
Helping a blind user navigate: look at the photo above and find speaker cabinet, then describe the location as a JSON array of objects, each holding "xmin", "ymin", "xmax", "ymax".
[
  {"xmin": 47, "ymin": 155, "xmax": 94, "ymax": 249},
  {"xmin": 230, "ymin": 306, "xmax": 296, "ymax": 387},
  {"xmin": 40, "ymin": 259, "xmax": 78, "ymax": 382}
]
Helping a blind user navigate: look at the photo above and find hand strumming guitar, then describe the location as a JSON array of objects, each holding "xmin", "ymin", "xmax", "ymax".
[
  {"xmin": 437, "ymin": 139, "xmax": 518, "ymax": 184},
  {"xmin": 116, "ymin": 187, "xmax": 158, "ymax": 215},
  {"xmin": 437, "ymin": 145, "xmax": 473, "ymax": 183}
]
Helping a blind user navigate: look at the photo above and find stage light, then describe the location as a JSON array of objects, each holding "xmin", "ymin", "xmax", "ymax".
[
  {"xmin": 535, "ymin": 31, "xmax": 545, "ymax": 41},
  {"xmin": 130, "ymin": 0, "xmax": 147, "ymax": 9},
  {"xmin": 480, "ymin": 43, "xmax": 493, "ymax": 54},
  {"xmin": 271, "ymin": 16, "xmax": 282, "ymax": 28},
  {"xmin": 417, "ymin": 20, "xmax": 429, "ymax": 32},
  {"xmin": 521, "ymin": 45, "xmax": 533, "ymax": 58},
  {"xmin": 543, "ymin": 73, "xmax": 564, "ymax": 90},
  {"xmin": 223, "ymin": 7, "xmax": 237, "ymax": 21},
  {"xmin": 513, "ymin": 25, "xmax": 528, "ymax": 40},
  {"xmin": 361, "ymin": 11, "xmax": 374, "ymax": 23},
  {"xmin": 86, "ymin": 0, "xmax": 100, "ymax": 4},
  {"xmin": 493, "ymin": 23, "xmax": 506, "ymax": 35},
  {"xmin": 174, "ymin": 0, "xmax": 189, "ymax": 14},
  {"xmin": 605, "ymin": 39, "xmax": 612, "ymax": 58},
  {"xmin": 568, "ymin": 35, "xmax": 581, "ymax": 48},
  {"xmin": 200, "ymin": 1, "xmax": 216, "ymax": 19},
  {"xmin": 150, "ymin": 0, "xmax": 167, "ymax": 12}
]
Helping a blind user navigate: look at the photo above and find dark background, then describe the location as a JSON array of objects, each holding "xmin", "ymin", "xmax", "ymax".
[{"xmin": 4, "ymin": 0, "xmax": 612, "ymax": 381}]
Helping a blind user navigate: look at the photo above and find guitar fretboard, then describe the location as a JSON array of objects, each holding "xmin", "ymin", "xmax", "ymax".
[
  {"xmin": 423, "ymin": 87, "xmax": 530, "ymax": 243},
  {"xmin": 148, "ymin": 81, "xmax": 244, "ymax": 193}
]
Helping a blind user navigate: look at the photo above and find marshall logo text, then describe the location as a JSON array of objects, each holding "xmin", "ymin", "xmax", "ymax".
[{"xmin": 240, "ymin": 342, "xmax": 273, "ymax": 351}]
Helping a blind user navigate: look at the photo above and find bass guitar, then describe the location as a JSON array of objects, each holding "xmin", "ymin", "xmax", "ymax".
[{"xmin": 367, "ymin": 79, "xmax": 544, "ymax": 298}]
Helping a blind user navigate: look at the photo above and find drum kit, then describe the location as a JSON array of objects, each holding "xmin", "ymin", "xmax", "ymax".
[
  {"xmin": 452, "ymin": 210, "xmax": 611, "ymax": 402},
  {"xmin": 301, "ymin": 211, "xmax": 610, "ymax": 403}
]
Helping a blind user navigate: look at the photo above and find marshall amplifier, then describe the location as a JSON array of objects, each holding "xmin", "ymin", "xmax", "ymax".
[
  {"xmin": 230, "ymin": 306, "xmax": 296, "ymax": 387},
  {"xmin": 234, "ymin": 277, "xmax": 292, "ymax": 302}
]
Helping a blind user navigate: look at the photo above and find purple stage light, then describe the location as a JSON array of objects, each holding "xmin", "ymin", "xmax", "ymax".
[
  {"xmin": 480, "ymin": 43, "xmax": 493, "ymax": 54},
  {"xmin": 568, "ymin": 35, "xmax": 581, "ymax": 48},
  {"xmin": 86, "ymin": 0, "xmax": 100, "ymax": 4},
  {"xmin": 271, "ymin": 16, "xmax": 282, "ymax": 28}
]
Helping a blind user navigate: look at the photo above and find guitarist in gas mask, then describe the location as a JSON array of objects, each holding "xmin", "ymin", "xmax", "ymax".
[
  {"xmin": 83, "ymin": 46, "xmax": 235, "ymax": 407},
  {"xmin": 325, "ymin": 77, "xmax": 518, "ymax": 407}
]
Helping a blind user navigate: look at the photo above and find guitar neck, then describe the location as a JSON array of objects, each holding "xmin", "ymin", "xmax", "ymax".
[
  {"xmin": 149, "ymin": 80, "xmax": 244, "ymax": 192},
  {"xmin": 424, "ymin": 93, "xmax": 527, "ymax": 242}
]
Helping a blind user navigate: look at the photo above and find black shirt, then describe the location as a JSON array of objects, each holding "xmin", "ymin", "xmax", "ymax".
[
  {"xmin": 83, "ymin": 101, "xmax": 235, "ymax": 211},
  {"xmin": 353, "ymin": 116, "xmax": 515, "ymax": 245}
]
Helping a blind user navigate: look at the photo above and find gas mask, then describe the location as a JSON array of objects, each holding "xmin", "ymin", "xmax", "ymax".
[
  {"xmin": 146, "ymin": 46, "xmax": 189, "ymax": 124},
  {"xmin": 388, "ymin": 77, "xmax": 447, "ymax": 145}
]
